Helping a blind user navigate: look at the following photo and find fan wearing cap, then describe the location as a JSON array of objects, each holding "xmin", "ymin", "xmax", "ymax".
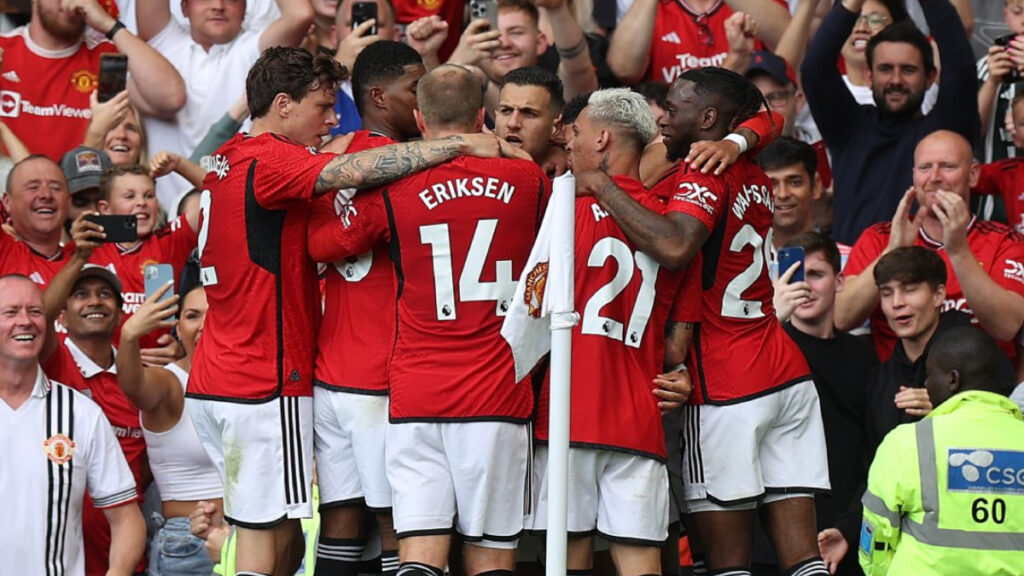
[
  {"xmin": 40, "ymin": 213, "xmax": 151, "ymax": 576},
  {"xmin": 60, "ymin": 145, "xmax": 114, "ymax": 226},
  {"xmin": 745, "ymin": 51, "xmax": 803, "ymax": 141}
]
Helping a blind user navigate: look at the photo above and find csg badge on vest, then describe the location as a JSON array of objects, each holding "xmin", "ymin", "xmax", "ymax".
[
  {"xmin": 948, "ymin": 449, "xmax": 1024, "ymax": 495},
  {"xmin": 43, "ymin": 434, "xmax": 76, "ymax": 465}
]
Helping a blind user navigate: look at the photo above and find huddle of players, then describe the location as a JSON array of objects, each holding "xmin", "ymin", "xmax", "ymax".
[{"xmin": 190, "ymin": 41, "xmax": 832, "ymax": 576}]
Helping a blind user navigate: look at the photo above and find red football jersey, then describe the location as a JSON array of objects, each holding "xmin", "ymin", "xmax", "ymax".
[
  {"xmin": 309, "ymin": 130, "xmax": 396, "ymax": 394},
  {"xmin": 393, "ymin": 0, "xmax": 462, "ymax": 61},
  {"xmin": 535, "ymin": 176, "xmax": 684, "ymax": 460},
  {"xmin": 0, "ymin": 28, "xmax": 117, "ymax": 160},
  {"xmin": 89, "ymin": 216, "xmax": 198, "ymax": 349},
  {"xmin": 844, "ymin": 218, "xmax": 1024, "ymax": 361},
  {"xmin": 974, "ymin": 157, "xmax": 1024, "ymax": 234},
  {"xmin": 650, "ymin": 164, "xmax": 703, "ymax": 324},
  {"xmin": 647, "ymin": 0, "xmax": 782, "ymax": 84},
  {"xmin": 307, "ymin": 155, "xmax": 547, "ymax": 421},
  {"xmin": 0, "ymin": 232, "xmax": 75, "ymax": 286},
  {"xmin": 666, "ymin": 159, "xmax": 810, "ymax": 404},
  {"xmin": 189, "ymin": 133, "xmax": 335, "ymax": 401}
]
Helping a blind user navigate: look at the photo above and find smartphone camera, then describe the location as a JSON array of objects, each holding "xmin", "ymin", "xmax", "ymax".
[
  {"xmin": 995, "ymin": 34, "xmax": 1020, "ymax": 82},
  {"xmin": 351, "ymin": 2, "xmax": 378, "ymax": 35}
]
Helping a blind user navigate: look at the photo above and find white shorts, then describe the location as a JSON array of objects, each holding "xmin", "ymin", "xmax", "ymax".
[
  {"xmin": 386, "ymin": 421, "xmax": 530, "ymax": 548},
  {"xmin": 187, "ymin": 396, "xmax": 314, "ymax": 527},
  {"xmin": 313, "ymin": 388, "xmax": 392, "ymax": 510},
  {"xmin": 528, "ymin": 446, "xmax": 668, "ymax": 545},
  {"xmin": 681, "ymin": 380, "xmax": 830, "ymax": 508}
]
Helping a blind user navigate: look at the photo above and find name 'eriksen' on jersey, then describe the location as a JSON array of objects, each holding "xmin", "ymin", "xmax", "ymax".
[
  {"xmin": 418, "ymin": 176, "xmax": 515, "ymax": 210},
  {"xmin": 732, "ymin": 183, "xmax": 774, "ymax": 220}
]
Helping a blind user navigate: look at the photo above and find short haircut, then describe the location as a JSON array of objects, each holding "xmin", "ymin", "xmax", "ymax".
[
  {"xmin": 586, "ymin": 88, "xmax": 658, "ymax": 150},
  {"xmin": 677, "ymin": 67, "xmax": 763, "ymax": 130},
  {"xmin": 784, "ymin": 232, "xmax": 841, "ymax": 274},
  {"xmin": 416, "ymin": 65, "xmax": 483, "ymax": 130},
  {"xmin": 351, "ymin": 40, "xmax": 423, "ymax": 115},
  {"xmin": 498, "ymin": 0, "xmax": 539, "ymax": 26},
  {"xmin": 873, "ymin": 246, "xmax": 946, "ymax": 290},
  {"xmin": 561, "ymin": 93, "xmax": 591, "ymax": 125},
  {"xmin": 6, "ymin": 154, "xmax": 59, "ymax": 195},
  {"xmin": 500, "ymin": 66, "xmax": 565, "ymax": 115},
  {"xmin": 866, "ymin": 21, "xmax": 935, "ymax": 76},
  {"xmin": 99, "ymin": 164, "xmax": 152, "ymax": 201},
  {"xmin": 247, "ymin": 47, "xmax": 347, "ymax": 119},
  {"xmin": 757, "ymin": 136, "xmax": 817, "ymax": 179},
  {"xmin": 929, "ymin": 326, "xmax": 1016, "ymax": 396},
  {"xmin": 634, "ymin": 81, "xmax": 669, "ymax": 109}
]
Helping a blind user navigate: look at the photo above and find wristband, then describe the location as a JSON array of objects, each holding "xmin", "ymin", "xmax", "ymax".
[
  {"xmin": 106, "ymin": 20, "xmax": 126, "ymax": 40},
  {"xmin": 724, "ymin": 133, "xmax": 748, "ymax": 154},
  {"xmin": 671, "ymin": 363, "xmax": 688, "ymax": 373}
]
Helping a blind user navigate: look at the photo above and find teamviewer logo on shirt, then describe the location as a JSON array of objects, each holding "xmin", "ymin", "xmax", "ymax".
[
  {"xmin": 0, "ymin": 90, "xmax": 21, "ymax": 118},
  {"xmin": 947, "ymin": 449, "xmax": 1024, "ymax": 495}
]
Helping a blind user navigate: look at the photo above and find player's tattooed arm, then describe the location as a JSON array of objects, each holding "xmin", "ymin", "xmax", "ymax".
[
  {"xmin": 577, "ymin": 169, "xmax": 707, "ymax": 270},
  {"xmin": 663, "ymin": 321, "xmax": 693, "ymax": 371},
  {"xmin": 315, "ymin": 137, "xmax": 465, "ymax": 193}
]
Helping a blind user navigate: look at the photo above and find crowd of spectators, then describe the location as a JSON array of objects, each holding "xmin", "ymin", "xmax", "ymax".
[{"xmin": 0, "ymin": 0, "xmax": 1022, "ymax": 576}]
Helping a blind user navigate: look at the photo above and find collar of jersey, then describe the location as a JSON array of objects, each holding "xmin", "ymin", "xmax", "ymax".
[
  {"xmin": 918, "ymin": 215, "xmax": 978, "ymax": 249},
  {"xmin": 65, "ymin": 338, "xmax": 117, "ymax": 378}
]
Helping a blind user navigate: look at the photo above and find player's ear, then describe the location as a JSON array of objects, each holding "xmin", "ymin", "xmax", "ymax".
[
  {"xmin": 273, "ymin": 93, "xmax": 293, "ymax": 117},
  {"xmin": 700, "ymin": 107, "xmax": 717, "ymax": 131},
  {"xmin": 413, "ymin": 109, "xmax": 427, "ymax": 136},
  {"xmin": 370, "ymin": 86, "xmax": 387, "ymax": 109},
  {"xmin": 595, "ymin": 128, "xmax": 610, "ymax": 153},
  {"xmin": 474, "ymin": 107, "xmax": 486, "ymax": 132}
]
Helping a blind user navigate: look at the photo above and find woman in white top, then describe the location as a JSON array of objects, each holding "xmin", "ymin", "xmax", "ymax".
[{"xmin": 118, "ymin": 276, "xmax": 223, "ymax": 576}]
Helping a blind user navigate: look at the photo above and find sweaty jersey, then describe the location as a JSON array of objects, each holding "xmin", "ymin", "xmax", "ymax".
[
  {"xmin": 647, "ymin": 0, "xmax": 779, "ymax": 84},
  {"xmin": 535, "ymin": 176, "xmax": 684, "ymax": 460},
  {"xmin": 974, "ymin": 157, "xmax": 1024, "ymax": 234},
  {"xmin": 845, "ymin": 218, "xmax": 1024, "ymax": 361},
  {"xmin": 666, "ymin": 158, "xmax": 810, "ymax": 404},
  {"xmin": 307, "ymin": 155, "xmax": 547, "ymax": 422},
  {"xmin": 0, "ymin": 232, "xmax": 74, "ymax": 286},
  {"xmin": 89, "ymin": 216, "xmax": 198, "ymax": 349},
  {"xmin": 310, "ymin": 131, "xmax": 397, "ymax": 394},
  {"xmin": 189, "ymin": 133, "xmax": 335, "ymax": 402},
  {"xmin": 0, "ymin": 27, "xmax": 117, "ymax": 160}
]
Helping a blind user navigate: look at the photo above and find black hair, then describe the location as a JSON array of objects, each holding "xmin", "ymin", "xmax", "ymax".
[
  {"xmin": 928, "ymin": 326, "xmax": 1016, "ymax": 396},
  {"xmin": 561, "ymin": 92, "xmax": 591, "ymax": 125},
  {"xmin": 876, "ymin": 0, "xmax": 911, "ymax": 25},
  {"xmin": 784, "ymin": 232, "xmax": 841, "ymax": 274},
  {"xmin": 247, "ymin": 47, "xmax": 347, "ymax": 119},
  {"xmin": 866, "ymin": 21, "xmax": 935, "ymax": 76},
  {"xmin": 874, "ymin": 246, "xmax": 946, "ymax": 290},
  {"xmin": 757, "ymin": 136, "xmax": 818, "ymax": 180},
  {"xmin": 500, "ymin": 66, "xmax": 565, "ymax": 115},
  {"xmin": 677, "ymin": 67, "xmax": 763, "ymax": 131},
  {"xmin": 634, "ymin": 81, "xmax": 669, "ymax": 109},
  {"xmin": 351, "ymin": 40, "xmax": 423, "ymax": 115}
]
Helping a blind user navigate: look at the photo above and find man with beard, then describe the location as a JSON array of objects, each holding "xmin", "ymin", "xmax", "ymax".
[
  {"xmin": 801, "ymin": 0, "xmax": 978, "ymax": 245},
  {"xmin": 0, "ymin": 0, "xmax": 184, "ymax": 162}
]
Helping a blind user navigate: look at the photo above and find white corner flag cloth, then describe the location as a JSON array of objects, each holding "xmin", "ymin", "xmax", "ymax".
[{"xmin": 501, "ymin": 172, "xmax": 578, "ymax": 381}]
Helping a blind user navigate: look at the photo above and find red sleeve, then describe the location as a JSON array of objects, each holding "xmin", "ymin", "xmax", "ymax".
[
  {"xmin": 670, "ymin": 253, "xmax": 702, "ymax": 323},
  {"xmin": 843, "ymin": 224, "xmax": 889, "ymax": 277},
  {"xmin": 973, "ymin": 161, "xmax": 1004, "ymax": 197},
  {"xmin": 664, "ymin": 169, "xmax": 727, "ymax": 233},
  {"xmin": 254, "ymin": 143, "xmax": 336, "ymax": 209},
  {"xmin": 307, "ymin": 189, "xmax": 389, "ymax": 263},
  {"xmin": 991, "ymin": 233, "xmax": 1024, "ymax": 296},
  {"xmin": 740, "ymin": 110, "xmax": 785, "ymax": 155}
]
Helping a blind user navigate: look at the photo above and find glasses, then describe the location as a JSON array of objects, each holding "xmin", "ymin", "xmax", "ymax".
[
  {"xmin": 855, "ymin": 13, "xmax": 891, "ymax": 31},
  {"xmin": 764, "ymin": 89, "xmax": 794, "ymax": 107},
  {"xmin": 694, "ymin": 14, "xmax": 714, "ymax": 46}
]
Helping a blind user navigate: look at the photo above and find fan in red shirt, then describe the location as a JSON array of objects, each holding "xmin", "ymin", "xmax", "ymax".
[
  {"xmin": 309, "ymin": 64, "xmax": 545, "ymax": 576},
  {"xmin": 577, "ymin": 68, "xmax": 831, "ymax": 576},
  {"xmin": 974, "ymin": 156, "xmax": 1024, "ymax": 235},
  {"xmin": 184, "ymin": 47, "xmax": 527, "ymax": 576},
  {"xmin": 0, "ymin": 156, "xmax": 76, "ymax": 285}
]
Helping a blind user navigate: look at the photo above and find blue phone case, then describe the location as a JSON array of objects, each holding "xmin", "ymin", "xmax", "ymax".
[{"xmin": 777, "ymin": 246, "xmax": 805, "ymax": 283}]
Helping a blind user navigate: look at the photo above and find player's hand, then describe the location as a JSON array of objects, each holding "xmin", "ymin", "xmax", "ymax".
[
  {"xmin": 773, "ymin": 262, "xmax": 810, "ymax": 323},
  {"xmin": 930, "ymin": 189, "xmax": 970, "ymax": 256},
  {"xmin": 88, "ymin": 89, "xmax": 131, "ymax": 143},
  {"xmin": 986, "ymin": 45, "xmax": 1016, "ymax": 84},
  {"xmin": 653, "ymin": 370, "xmax": 692, "ymax": 413},
  {"xmin": 574, "ymin": 168, "xmax": 613, "ymax": 197},
  {"xmin": 69, "ymin": 212, "xmax": 106, "ymax": 260},
  {"xmin": 123, "ymin": 284, "xmax": 178, "ymax": 342},
  {"xmin": 685, "ymin": 139, "xmax": 740, "ymax": 175},
  {"xmin": 895, "ymin": 386, "xmax": 933, "ymax": 418},
  {"xmin": 886, "ymin": 187, "xmax": 926, "ymax": 252},
  {"xmin": 140, "ymin": 333, "xmax": 184, "ymax": 367},
  {"xmin": 61, "ymin": 0, "xmax": 116, "ymax": 34},
  {"xmin": 454, "ymin": 132, "xmax": 530, "ymax": 160},
  {"xmin": 335, "ymin": 19, "xmax": 380, "ymax": 71},
  {"xmin": 322, "ymin": 132, "xmax": 355, "ymax": 155},
  {"xmin": 724, "ymin": 11, "xmax": 758, "ymax": 58},
  {"xmin": 817, "ymin": 528, "xmax": 849, "ymax": 574},
  {"xmin": 447, "ymin": 19, "xmax": 501, "ymax": 67},
  {"xmin": 406, "ymin": 15, "xmax": 449, "ymax": 59},
  {"xmin": 149, "ymin": 150, "xmax": 182, "ymax": 179}
]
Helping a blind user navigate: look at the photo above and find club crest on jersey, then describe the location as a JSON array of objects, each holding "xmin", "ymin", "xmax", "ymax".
[
  {"xmin": 70, "ymin": 69, "xmax": 98, "ymax": 94},
  {"xmin": 524, "ymin": 262, "xmax": 549, "ymax": 318},
  {"xmin": 674, "ymin": 182, "xmax": 718, "ymax": 214},
  {"xmin": 209, "ymin": 154, "xmax": 230, "ymax": 180},
  {"xmin": 43, "ymin": 434, "xmax": 76, "ymax": 465}
]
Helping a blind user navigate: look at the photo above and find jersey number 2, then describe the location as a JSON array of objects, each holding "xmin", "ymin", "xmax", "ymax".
[{"xmin": 722, "ymin": 224, "xmax": 772, "ymax": 319}]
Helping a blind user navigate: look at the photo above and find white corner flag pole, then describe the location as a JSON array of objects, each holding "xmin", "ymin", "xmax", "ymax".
[{"xmin": 546, "ymin": 173, "xmax": 578, "ymax": 576}]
